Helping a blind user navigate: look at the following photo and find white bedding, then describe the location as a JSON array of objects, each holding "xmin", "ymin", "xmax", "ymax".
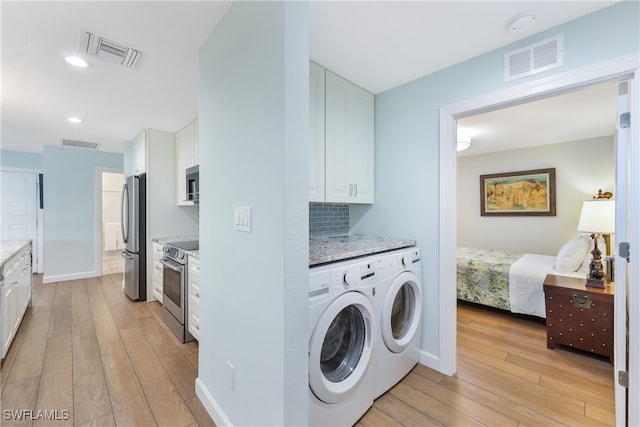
[{"xmin": 509, "ymin": 253, "xmax": 586, "ymax": 318}]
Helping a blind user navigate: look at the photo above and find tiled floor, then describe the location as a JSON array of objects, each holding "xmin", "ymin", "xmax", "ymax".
[{"xmin": 102, "ymin": 251, "xmax": 123, "ymax": 275}]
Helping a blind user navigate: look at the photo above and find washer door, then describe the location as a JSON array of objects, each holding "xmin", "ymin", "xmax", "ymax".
[
  {"xmin": 381, "ymin": 271, "xmax": 422, "ymax": 353},
  {"xmin": 309, "ymin": 291, "xmax": 374, "ymax": 404}
]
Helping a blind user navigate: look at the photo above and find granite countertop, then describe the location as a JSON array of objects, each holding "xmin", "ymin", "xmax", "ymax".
[
  {"xmin": 153, "ymin": 235, "xmax": 199, "ymax": 245},
  {"xmin": 1, "ymin": 240, "xmax": 31, "ymax": 268},
  {"xmin": 187, "ymin": 250, "xmax": 199, "ymax": 259},
  {"xmin": 309, "ymin": 235, "xmax": 416, "ymax": 266}
]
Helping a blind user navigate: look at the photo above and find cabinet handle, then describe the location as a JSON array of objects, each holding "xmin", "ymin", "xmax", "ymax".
[
  {"xmin": 572, "ymin": 293, "xmax": 593, "ymax": 309},
  {"xmin": 349, "ymin": 184, "xmax": 353, "ymax": 196},
  {"xmin": 354, "ymin": 184, "xmax": 358, "ymax": 197}
]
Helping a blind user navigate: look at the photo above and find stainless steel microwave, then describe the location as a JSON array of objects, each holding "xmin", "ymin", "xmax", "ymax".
[{"xmin": 186, "ymin": 165, "xmax": 199, "ymax": 203}]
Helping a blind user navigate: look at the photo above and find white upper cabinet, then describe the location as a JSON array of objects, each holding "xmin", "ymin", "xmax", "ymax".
[
  {"xmin": 176, "ymin": 118, "xmax": 199, "ymax": 205},
  {"xmin": 133, "ymin": 130, "xmax": 147, "ymax": 175},
  {"xmin": 309, "ymin": 62, "xmax": 326, "ymax": 203},
  {"xmin": 324, "ymin": 70, "xmax": 374, "ymax": 204},
  {"xmin": 309, "ymin": 63, "xmax": 374, "ymax": 204}
]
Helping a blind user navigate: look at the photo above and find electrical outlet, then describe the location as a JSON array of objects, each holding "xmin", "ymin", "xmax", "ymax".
[{"xmin": 226, "ymin": 361, "xmax": 235, "ymax": 390}]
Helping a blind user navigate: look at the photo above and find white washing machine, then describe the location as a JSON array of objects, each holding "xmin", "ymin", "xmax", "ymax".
[
  {"xmin": 308, "ymin": 257, "xmax": 377, "ymax": 426},
  {"xmin": 372, "ymin": 247, "xmax": 423, "ymax": 399}
]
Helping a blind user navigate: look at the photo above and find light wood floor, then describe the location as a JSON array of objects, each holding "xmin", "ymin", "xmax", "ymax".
[
  {"xmin": 2, "ymin": 276, "xmax": 614, "ymax": 426},
  {"xmin": 1, "ymin": 274, "xmax": 213, "ymax": 427},
  {"xmin": 358, "ymin": 302, "xmax": 615, "ymax": 427}
]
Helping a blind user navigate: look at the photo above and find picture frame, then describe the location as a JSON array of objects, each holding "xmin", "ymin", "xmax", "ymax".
[{"xmin": 480, "ymin": 168, "xmax": 556, "ymax": 216}]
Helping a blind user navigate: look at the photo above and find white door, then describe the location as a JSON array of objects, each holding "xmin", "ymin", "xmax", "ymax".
[
  {"xmin": 1, "ymin": 171, "xmax": 38, "ymax": 249},
  {"xmin": 614, "ymin": 80, "xmax": 639, "ymax": 427}
]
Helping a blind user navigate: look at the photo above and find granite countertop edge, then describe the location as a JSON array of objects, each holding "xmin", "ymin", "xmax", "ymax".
[
  {"xmin": 309, "ymin": 234, "xmax": 416, "ymax": 267},
  {"xmin": 1, "ymin": 240, "xmax": 32, "ymax": 268}
]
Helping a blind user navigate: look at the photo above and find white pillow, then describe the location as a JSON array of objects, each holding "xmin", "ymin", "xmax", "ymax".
[{"xmin": 555, "ymin": 234, "xmax": 591, "ymax": 273}]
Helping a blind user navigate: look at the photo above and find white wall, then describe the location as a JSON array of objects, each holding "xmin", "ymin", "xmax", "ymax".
[
  {"xmin": 457, "ymin": 136, "xmax": 615, "ymax": 255},
  {"xmin": 197, "ymin": 2, "xmax": 308, "ymax": 426}
]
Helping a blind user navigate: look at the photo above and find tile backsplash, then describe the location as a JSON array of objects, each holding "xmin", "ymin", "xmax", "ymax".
[{"xmin": 309, "ymin": 203, "xmax": 349, "ymax": 238}]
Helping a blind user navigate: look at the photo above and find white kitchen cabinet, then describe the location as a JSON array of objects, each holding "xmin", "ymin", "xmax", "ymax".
[
  {"xmin": 1, "ymin": 242, "xmax": 32, "ymax": 360},
  {"xmin": 176, "ymin": 118, "xmax": 199, "ymax": 206},
  {"xmin": 187, "ymin": 255, "xmax": 200, "ymax": 340},
  {"xmin": 310, "ymin": 64, "xmax": 375, "ymax": 204},
  {"xmin": 133, "ymin": 130, "xmax": 147, "ymax": 175},
  {"xmin": 309, "ymin": 62, "xmax": 326, "ymax": 203},
  {"xmin": 325, "ymin": 70, "xmax": 374, "ymax": 204},
  {"xmin": 151, "ymin": 242, "xmax": 164, "ymax": 303}
]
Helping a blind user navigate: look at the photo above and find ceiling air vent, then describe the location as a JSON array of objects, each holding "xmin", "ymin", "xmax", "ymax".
[
  {"xmin": 80, "ymin": 30, "xmax": 142, "ymax": 69},
  {"xmin": 63, "ymin": 139, "xmax": 100, "ymax": 150},
  {"xmin": 504, "ymin": 34, "xmax": 563, "ymax": 82}
]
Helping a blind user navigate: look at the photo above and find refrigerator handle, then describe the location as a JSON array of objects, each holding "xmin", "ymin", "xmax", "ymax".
[
  {"xmin": 121, "ymin": 183, "xmax": 129, "ymax": 244},
  {"xmin": 121, "ymin": 251, "xmax": 134, "ymax": 260}
]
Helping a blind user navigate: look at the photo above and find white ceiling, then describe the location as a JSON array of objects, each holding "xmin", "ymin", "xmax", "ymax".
[{"xmin": 1, "ymin": 1, "xmax": 619, "ymax": 155}]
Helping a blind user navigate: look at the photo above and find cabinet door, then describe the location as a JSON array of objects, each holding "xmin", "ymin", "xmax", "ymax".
[
  {"xmin": 134, "ymin": 130, "xmax": 147, "ymax": 175},
  {"xmin": 309, "ymin": 62, "xmax": 325, "ymax": 202},
  {"xmin": 176, "ymin": 121, "xmax": 196, "ymax": 205},
  {"xmin": 325, "ymin": 71, "xmax": 374, "ymax": 204}
]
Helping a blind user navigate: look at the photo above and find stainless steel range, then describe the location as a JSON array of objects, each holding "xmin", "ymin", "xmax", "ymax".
[{"xmin": 161, "ymin": 240, "xmax": 198, "ymax": 343}]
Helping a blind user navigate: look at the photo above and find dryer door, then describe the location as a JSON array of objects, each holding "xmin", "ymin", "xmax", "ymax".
[
  {"xmin": 381, "ymin": 271, "xmax": 422, "ymax": 353},
  {"xmin": 309, "ymin": 291, "xmax": 374, "ymax": 404}
]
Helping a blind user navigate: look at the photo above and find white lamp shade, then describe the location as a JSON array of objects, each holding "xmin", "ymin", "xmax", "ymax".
[{"xmin": 577, "ymin": 200, "xmax": 615, "ymax": 234}]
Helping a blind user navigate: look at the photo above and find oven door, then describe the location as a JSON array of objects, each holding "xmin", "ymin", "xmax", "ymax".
[{"xmin": 160, "ymin": 258, "xmax": 185, "ymax": 323}]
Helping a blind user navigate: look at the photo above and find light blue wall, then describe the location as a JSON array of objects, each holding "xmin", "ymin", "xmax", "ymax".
[
  {"xmin": 43, "ymin": 146, "xmax": 123, "ymax": 281},
  {"xmin": 197, "ymin": 2, "xmax": 308, "ymax": 426},
  {"xmin": 351, "ymin": 2, "xmax": 639, "ymax": 356},
  {"xmin": 1, "ymin": 150, "xmax": 43, "ymax": 170}
]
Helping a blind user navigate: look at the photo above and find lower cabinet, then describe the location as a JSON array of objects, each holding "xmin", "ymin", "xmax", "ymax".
[
  {"xmin": 1, "ymin": 243, "xmax": 32, "ymax": 360},
  {"xmin": 152, "ymin": 242, "xmax": 164, "ymax": 303},
  {"xmin": 188, "ymin": 256, "xmax": 200, "ymax": 341}
]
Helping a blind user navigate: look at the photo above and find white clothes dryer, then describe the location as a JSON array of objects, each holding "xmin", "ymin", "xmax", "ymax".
[
  {"xmin": 372, "ymin": 247, "xmax": 423, "ymax": 399},
  {"xmin": 308, "ymin": 257, "xmax": 377, "ymax": 427}
]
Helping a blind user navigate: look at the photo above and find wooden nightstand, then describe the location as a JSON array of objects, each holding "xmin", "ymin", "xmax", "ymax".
[{"xmin": 543, "ymin": 274, "xmax": 614, "ymax": 363}]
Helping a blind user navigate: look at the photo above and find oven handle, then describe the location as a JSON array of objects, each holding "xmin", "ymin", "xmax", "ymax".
[{"xmin": 160, "ymin": 258, "xmax": 184, "ymax": 272}]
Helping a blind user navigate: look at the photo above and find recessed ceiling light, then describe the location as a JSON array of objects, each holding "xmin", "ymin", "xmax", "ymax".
[
  {"xmin": 65, "ymin": 56, "xmax": 88, "ymax": 68},
  {"xmin": 457, "ymin": 134, "xmax": 472, "ymax": 152},
  {"xmin": 67, "ymin": 117, "xmax": 83, "ymax": 123}
]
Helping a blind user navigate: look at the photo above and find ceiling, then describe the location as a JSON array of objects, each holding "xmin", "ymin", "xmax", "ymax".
[{"xmin": 1, "ymin": 1, "xmax": 619, "ymax": 155}]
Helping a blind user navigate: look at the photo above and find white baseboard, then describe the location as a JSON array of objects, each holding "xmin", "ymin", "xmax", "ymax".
[
  {"xmin": 195, "ymin": 377, "xmax": 234, "ymax": 427},
  {"xmin": 42, "ymin": 270, "xmax": 99, "ymax": 284}
]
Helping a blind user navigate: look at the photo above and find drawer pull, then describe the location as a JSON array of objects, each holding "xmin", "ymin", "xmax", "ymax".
[{"xmin": 571, "ymin": 293, "xmax": 592, "ymax": 309}]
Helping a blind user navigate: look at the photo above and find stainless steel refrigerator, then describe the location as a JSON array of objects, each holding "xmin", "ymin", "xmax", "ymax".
[{"xmin": 120, "ymin": 174, "xmax": 147, "ymax": 301}]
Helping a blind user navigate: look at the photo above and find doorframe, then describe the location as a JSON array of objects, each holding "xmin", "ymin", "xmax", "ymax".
[
  {"xmin": 438, "ymin": 53, "xmax": 638, "ymax": 422},
  {"xmin": 1, "ymin": 167, "xmax": 44, "ymax": 273},
  {"xmin": 95, "ymin": 167, "xmax": 124, "ymax": 277}
]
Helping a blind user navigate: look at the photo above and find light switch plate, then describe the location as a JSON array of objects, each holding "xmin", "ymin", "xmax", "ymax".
[{"xmin": 234, "ymin": 206, "xmax": 251, "ymax": 232}]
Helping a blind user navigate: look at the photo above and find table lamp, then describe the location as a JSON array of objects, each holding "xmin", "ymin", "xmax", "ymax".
[{"xmin": 577, "ymin": 193, "xmax": 615, "ymax": 288}]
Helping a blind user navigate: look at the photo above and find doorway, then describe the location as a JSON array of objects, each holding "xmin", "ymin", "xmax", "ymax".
[
  {"xmin": 101, "ymin": 171, "xmax": 124, "ymax": 275},
  {"xmin": 439, "ymin": 55, "xmax": 639, "ymax": 426}
]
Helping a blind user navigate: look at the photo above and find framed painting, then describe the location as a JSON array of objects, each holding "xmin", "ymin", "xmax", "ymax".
[{"xmin": 480, "ymin": 168, "xmax": 556, "ymax": 216}]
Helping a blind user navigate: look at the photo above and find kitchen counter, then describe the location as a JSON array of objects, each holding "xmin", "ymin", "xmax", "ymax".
[
  {"xmin": 309, "ymin": 235, "xmax": 416, "ymax": 267},
  {"xmin": 187, "ymin": 250, "xmax": 199, "ymax": 259},
  {"xmin": 153, "ymin": 235, "xmax": 199, "ymax": 246},
  {"xmin": 1, "ymin": 240, "xmax": 31, "ymax": 268}
]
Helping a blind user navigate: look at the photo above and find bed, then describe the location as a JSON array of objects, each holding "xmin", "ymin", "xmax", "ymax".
[{"xmin": 457, "ymin": 234, "xmax": 600, "ymax": 318}]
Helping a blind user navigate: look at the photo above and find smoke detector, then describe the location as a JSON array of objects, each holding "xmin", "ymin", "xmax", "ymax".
[{"xmin": 79, "ymin": 30, "xmax": 142, "ymax": 69}]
